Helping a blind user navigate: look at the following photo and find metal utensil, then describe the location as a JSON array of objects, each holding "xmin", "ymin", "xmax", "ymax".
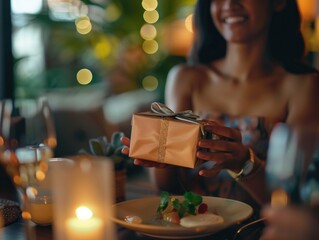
[{"xmin": 232, "ymin": 218, "xmax": 266, "ymax": 240}]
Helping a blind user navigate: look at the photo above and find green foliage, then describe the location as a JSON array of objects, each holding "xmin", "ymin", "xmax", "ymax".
[
  {"xmin": 13, "ymin": 0, "xmax": 194, "ymax": 98},
  {"xmin": 88, "ymin": 131, "xmax": 128, "ymax": 169}
]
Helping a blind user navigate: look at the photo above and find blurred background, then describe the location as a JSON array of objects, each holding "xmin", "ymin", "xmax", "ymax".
[{"xmin": 2, "ymin": 0, "xmax": 319, "ymax": 157}]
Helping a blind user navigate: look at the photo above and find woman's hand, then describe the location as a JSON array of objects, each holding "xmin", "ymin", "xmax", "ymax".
[
  {"xmin": 121, "ymin": 136, "xmax": 167, "ymax": 168},
  {"xmin": 260, "ymin": 205, "xmax": 319, "ymax": 240},
  {"xmin": 197, "ymin": 120, "xmax": 249, "ymax": 177}
]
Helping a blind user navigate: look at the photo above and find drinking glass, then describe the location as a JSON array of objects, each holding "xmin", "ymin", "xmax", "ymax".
[
  {"xmin": 0, "ymin": 97, "xmax": 57, "ymax": 239},
  {"xmin": 233, "ymin": 124, "xmax": 319, "ymax": 240},
  {"xmin": 266, "ymin": 123, "xmax": 319, "ymax": 206}
]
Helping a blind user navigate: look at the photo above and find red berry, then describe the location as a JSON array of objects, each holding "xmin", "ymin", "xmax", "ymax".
[{"xmin": 198, "ymin": 203, "xmax": 208, "ymax": 214}]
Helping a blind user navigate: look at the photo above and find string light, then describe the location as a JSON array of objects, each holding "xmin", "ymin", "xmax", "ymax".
[
  {"xmin": 140, "ymin": 24, "xmax": 157, "ymax": 40},
  {"xmin": 142, "ymin": 40, "xmax": 158, "ymax": 54},
  {"xmin": 141, "ymin": 0, "xmax": 158, "ymax": 11},
  {"xmin": 143, "ymin": 10, "xmax": 159, "ymax": 24},
  {"xmin": 75, "ymin": 16, "xmax": 92, "ymax": 35},
  {"xmin": 140, "ymin": 0, "xmax": 159, "ymax": 55}
]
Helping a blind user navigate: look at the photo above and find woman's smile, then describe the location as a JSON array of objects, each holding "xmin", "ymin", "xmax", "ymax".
[{"xmin": 223, "ymin": 16, "xmax": 247, "ymax": 24}]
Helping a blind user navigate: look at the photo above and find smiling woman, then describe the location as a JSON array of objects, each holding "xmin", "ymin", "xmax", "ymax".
[
  {"xmin": 121, "ymin": 0, "xmax": 319, "ymax": 218},
  {"xmin": 210, "ymin": 0, "xmax": 275, "ymax": 43}
]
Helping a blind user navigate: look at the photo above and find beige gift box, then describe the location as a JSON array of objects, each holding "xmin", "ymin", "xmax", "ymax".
[{"xmin": 129, "ymin": 103, "xmax": 204, "ymax": 168}]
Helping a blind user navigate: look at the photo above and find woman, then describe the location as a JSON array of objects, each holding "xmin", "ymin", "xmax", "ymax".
[{"xmin": 122, "ymin": 0, "xmax": 319, "ymax": 208}]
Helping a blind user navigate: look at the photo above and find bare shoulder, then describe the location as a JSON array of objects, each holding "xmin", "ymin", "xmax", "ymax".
[
  {"xmin": 167, "ymin": 64, "xmax": 209, "ymax": 85},
  {"xmin": 286, "ymin": 70, "xmax": 319, "ymax": 126},
  {"xmin": 165, "ymin": 64, "xmax": 210, "ymax": 111},
  {"xmin": 166, "ymin": 64, "xmax": 210, "ymax": 94},
  {"xmin": 288, "ymin": 71, "xmax": 319, "ymax": 93}
]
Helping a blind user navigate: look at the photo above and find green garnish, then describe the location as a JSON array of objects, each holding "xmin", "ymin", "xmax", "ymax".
[
  {"xmin": 157, "ymin": 191, "xmax": 170, "ymax": 212},
  {"xmin": 157, "ymin": 191, "xmax": 203, "ymax": 218}
]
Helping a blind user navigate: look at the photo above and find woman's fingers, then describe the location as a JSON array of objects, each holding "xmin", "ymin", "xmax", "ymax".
[
  {"xmin": 197, "ymin": 151, "xmax": 242, "ymax": 170},
  {"xmin": 197, "ymin": 150, "xmax": 232, "ymax": 163},
  {"xmin": 198, "ymin": 164, "xmax": 223, "ymax": 177},
  {"xmin": 197, "ymin": 140, "xmax": 248, "ymax": 170},
  {"xmin": 121, "ymin": 146, "xmax": 129, "ymax": 155},
  {"xmin": 133, "ymin": 159, "xmax": 167, "ymax": 168},
  {"xmin": 199, "ymin": 139, "xmax": 242, "ymax": 152},
  {"xmin": 203, "ymin": 123, "xmax": 242, "ymax": 142},
  {"xmin": 197, "ymin": 123, "xmax": 249, "ymax": 171},
  {"xmin": 120, "ymin": 136, "xmax": 130, "ymax": 147},
  {"xmin": 201, "ymin": 119, "xmax": 220, "ymax": 125}
]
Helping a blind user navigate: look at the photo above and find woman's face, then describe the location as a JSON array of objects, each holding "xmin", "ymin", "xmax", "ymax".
[{"xmin": 210, "ymin": 0, "xmax": 275, "ymax": 43}]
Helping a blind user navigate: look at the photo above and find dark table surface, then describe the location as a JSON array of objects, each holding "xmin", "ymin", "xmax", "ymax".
[
  {"xmin": 0, "ymin": 167, "xmax": 264, "ymax": 240},
  {"xmin": 0, "ymin": 221, "xmax": 264, "ymax": 240}
]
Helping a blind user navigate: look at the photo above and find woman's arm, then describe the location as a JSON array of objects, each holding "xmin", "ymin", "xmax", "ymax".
[
  {"xmin": 286, "ymin": 72, "xmax": 319, "ymax": 127},
  {"xmin": 150, "ymin": 64, "xmax": 198, "ymax": 193},
  {"xmin": 197, "ymin": 121, "xmax": 270, "ymax": 205}
]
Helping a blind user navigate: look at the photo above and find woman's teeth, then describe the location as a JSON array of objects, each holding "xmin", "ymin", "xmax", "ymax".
[{"xmin": 224, "ymin": 16, "xmax": 246, "ymax": 24}]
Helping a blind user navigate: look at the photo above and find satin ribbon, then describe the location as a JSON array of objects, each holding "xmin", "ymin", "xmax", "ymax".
[{"xmin": 151, "ymin": 102, "xmax": 200, "ymax": 123}]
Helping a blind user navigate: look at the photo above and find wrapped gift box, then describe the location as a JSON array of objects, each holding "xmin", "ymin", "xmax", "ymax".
[{"xmin": 129, "ymin": 103, "xmax": 203, "ymax": 168}]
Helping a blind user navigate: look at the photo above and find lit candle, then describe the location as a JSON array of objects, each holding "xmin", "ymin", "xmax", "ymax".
[
  {"xmin": 30, "ymin": 195, "xmax": 53, "ymax": 225},
  {"xmin": 66, "ymin": 206, "xmax": 103, "ymax": 240}
]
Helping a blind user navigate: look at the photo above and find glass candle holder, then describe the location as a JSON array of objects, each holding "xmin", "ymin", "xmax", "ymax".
[
  {"xmin": 27, "ymin": 158, "xmax": 74, "ymax": 226},
  {"xmin": 30, "ymin": 194, "xmax": 53, "ymax": 225},
  {"xmin": 51, "ymin": 156, "xmax": 116, "ymax": 240}
]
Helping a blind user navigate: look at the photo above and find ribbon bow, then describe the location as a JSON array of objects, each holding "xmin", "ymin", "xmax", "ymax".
[{"xmin": 151, "ymin": 102, "xmax": 200, "ymax": 123}]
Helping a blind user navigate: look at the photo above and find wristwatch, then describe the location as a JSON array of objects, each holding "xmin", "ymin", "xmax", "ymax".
[{"xmin": 228, "ymin": 148, "xmax": 255, "ymax": 179}]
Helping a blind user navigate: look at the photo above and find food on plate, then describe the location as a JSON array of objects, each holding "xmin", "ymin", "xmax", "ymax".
[
  {"xmin": 124, "ymin": 215, "xmax": 142, "ymax": 224},
  {"xmin": 180, "ymin": 213, "xmax": 224, "ymax": 227},
  {"xmin": 156, "ymin": 191, "xmax": 223, "ymax": 227}
]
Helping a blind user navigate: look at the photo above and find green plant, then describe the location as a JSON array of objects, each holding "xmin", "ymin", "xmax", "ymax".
[{"xmin": 88, "ymin": 131, "xmax": 128, "ymax": 170}]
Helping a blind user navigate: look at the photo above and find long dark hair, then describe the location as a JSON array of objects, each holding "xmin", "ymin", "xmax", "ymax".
[{"xmin": 189, "ymin": 0, "xmax": 315, "ymax": 73}]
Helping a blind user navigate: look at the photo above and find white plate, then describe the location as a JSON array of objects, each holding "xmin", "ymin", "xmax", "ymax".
[{"xmin": 110, "ymin": 196, "xmax": 253, "ymax": 239}]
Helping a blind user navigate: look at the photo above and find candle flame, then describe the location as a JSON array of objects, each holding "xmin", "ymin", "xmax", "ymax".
[{"xmin": 76, "ymin": 206, "xmax": 93, "ymax": 220}]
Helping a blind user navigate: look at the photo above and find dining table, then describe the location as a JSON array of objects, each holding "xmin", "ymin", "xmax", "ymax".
[{"xmin": 0, "ymin": 167, "xmax": 264, "ymax": 240}]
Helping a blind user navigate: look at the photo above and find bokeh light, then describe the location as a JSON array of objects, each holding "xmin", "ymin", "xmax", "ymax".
[
  {"xmin": 13, "ymin": 175, "xmax": 22, "ymax": 186},
  {"xmin": 0, "ymin": 136, "xmax": 4, "ymax": 147},
  {"xmin": 105, "ymin": 3, "xmax": 121, "ymax": 22},
  {"xmin": 140, "ymin": 24, "xmax": 157, "ymax": 40},
  {"xmin": 36, "ymin": 170, "xmax": 46, "ymax": 181},
  {"xmin": 142, "ymin": 40, "xmax": 159, "ymax": 54},
  {"xmin": 77, "ymin": 69, "xmax": 93, "ymax": 85},
  {"xmin": 95, "ymin": 38, "xmax": 112, "ymax": 59},
  {"xmin": 75, "ymin": 16, "xmax": 90, "ymax": 29},
  {"xmin": 142, "ymin": 75, "xmax": 158, "ymax": 91},
  {"xmin": 75, "ymin": 16, "xmax": 92, "ymax": 35},
  {"xmin": 141, "ymin": 0, "xmax": 158, "ymax": 11},
  {"xmin": 185, "ymin": 14, "xmax": 193, "ymax": 33},
  {"xmin": 143, "ymin": 10, "xmax": 159, "ymax": 24}
]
